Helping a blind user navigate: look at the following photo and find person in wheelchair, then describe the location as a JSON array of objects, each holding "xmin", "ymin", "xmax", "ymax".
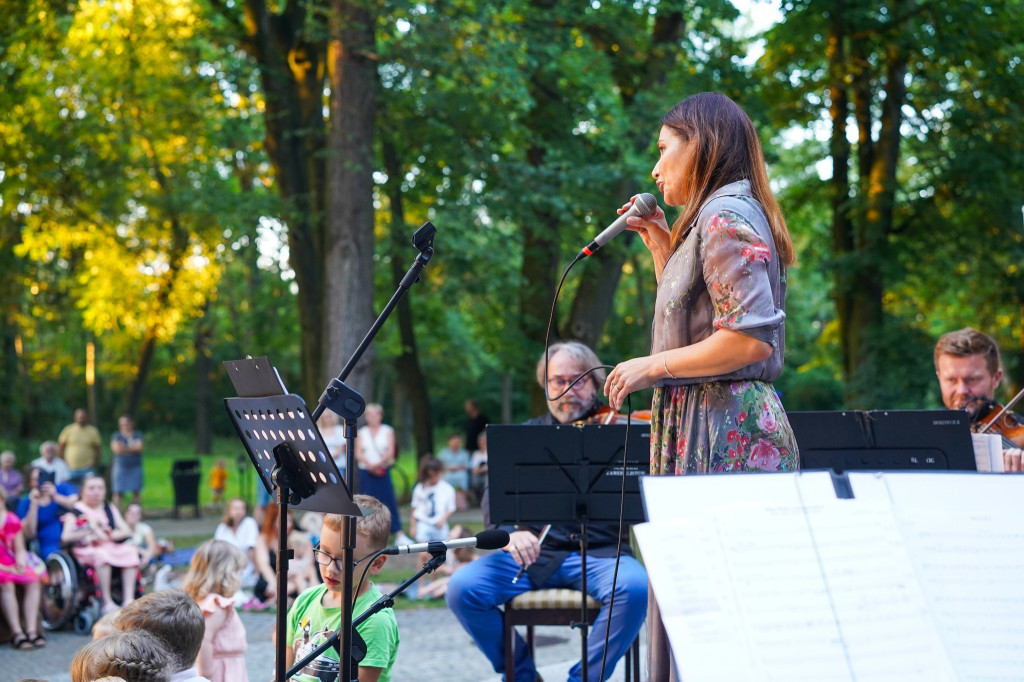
[{"xmin": 60, "ymin": 474, "xmax": 140, "ymax": 614}]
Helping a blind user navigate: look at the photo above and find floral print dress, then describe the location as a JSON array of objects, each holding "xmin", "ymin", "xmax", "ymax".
[{"xmin": 649, "ymin": 180, "xmax": 799, "ymax": 475}]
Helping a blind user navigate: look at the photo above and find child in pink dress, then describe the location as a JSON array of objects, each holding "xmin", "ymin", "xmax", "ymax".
[
  {"xmin": 0, "ymin": 486, "xmax": 46, "ymax": 649},
  {"xmin": 182, "ymin": 539, "xmax": 249, "ymax": 682}
]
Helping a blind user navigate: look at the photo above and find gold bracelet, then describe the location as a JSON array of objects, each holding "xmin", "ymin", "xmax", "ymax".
[{"xmin": 662, "ymin": 352, "xmax": 678, "ymax": 379}]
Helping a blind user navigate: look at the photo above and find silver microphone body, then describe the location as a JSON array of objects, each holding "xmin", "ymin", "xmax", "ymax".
[{"xmin": 581, "ymin": 193, "xmax": 659, "ymax": 257}]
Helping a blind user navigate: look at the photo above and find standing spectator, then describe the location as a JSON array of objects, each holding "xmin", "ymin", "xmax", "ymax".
[
  {"xmin": 58, "ymin": 408, "xmax": 102, "ymax": 487},
  {"xmin": 17, "ymin": 467, "xmax": 79, "ymax": 559},
  {"xmin": 183, "ymin": 539, "xmax": 249, "ymax": 682},
  {"xmin": 409, "ymin": 456, "xmax": 457, "ymax": 595},
  {"xmin": 354, "ymin": 404, "xmax": 406, "ymax": 543},
  {"xmin": 30, "ymin": 441, "xmax": 72, "ymax": 486},
  {"xmin": 318, "ymin": 410, "xmax": 347, "ymax": 484},
  {"xmin": 0, "ymin": 451, "xmax": 24, "ymax": 510},
  {"xmin": 436, "ymin": 433, "xmax": 470, "ymax": 496},
  {"xmin": 213, "ymin": 498, "xmax": 260, "ymax": 595},
  {"xmin": 110, "ymin": 414, "xmax": 144, "ymax": 508},
  {"xmin": 469, "ymin": 431, "xmax": 488, "ymax": 509},
  {"xmin": 61, "ymin": 474, "xmax": 140, "ymax": 614},
  {"xmin": 463, "ymin": 400, "xmax": 489, "ymax": 462},
  {"xmin": 0, "ymin": 486, "xmax": 46, "ymax": 650},
  {"xmin": 208, "ymin": 458, "xmax": 228, "ymax": 507}
]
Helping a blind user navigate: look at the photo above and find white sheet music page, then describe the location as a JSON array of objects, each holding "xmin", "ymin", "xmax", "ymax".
[
  {"xmin": 637, "ymin": 474, "xmax": 959, "ymax": 682},
  {"xmin": 805, "ymin": 503, "xmax": 956, "ymax": 681},
  {"xmin": 635, "ymin": 507, "xmax": 851, "ymax": 682},
  {"xmin": 871, "ymin": 473, "xmax": 1024, "ymax": 681}
]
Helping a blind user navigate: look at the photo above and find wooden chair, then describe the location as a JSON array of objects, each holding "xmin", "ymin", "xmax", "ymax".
[{"xmin": 503, "ymin": 588, "xmax": 640, "ymax": 682}]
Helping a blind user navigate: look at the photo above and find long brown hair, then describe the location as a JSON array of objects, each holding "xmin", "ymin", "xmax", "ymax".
[{"xmin": 661, "ymin": 93, "xmax": 795, "ymax": 266}]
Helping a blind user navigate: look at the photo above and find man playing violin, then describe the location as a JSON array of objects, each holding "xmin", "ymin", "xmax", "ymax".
[
  {"xmin": 446, "ymin": 341, "xmax": 648, "ymax": 682},
  {"xmin": 934, "ymin": 327, "xmax": 1024, "ymax": 472}
]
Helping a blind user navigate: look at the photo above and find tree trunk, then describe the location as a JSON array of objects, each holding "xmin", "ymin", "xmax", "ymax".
[
  {"xmin": 323, "ymin": 0, "xmax": 378, "ymax": 404},
  {"xmin": 382, "ymin": 137, "xmax": 434, "ymax": 458},
  {"xmin": 565, "ymin": 249, "xmax": 627, "ymax": 350},
  {"xmin": 195, "ymin": 306, "xmax": 213, "ymax": 455},
  {"xmin": 240, "ymin": 0, "xmax": 328, "ymax": 404},
  {"xmin": 829, "ymin": 2, "xmax": 911, "ymax": 407},
  {"xmin": 826, "ymin": 2, "xmax": 857, "ymax": 387}
]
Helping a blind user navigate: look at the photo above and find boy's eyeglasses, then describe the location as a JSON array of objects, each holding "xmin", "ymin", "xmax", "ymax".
[{"xmin": 313, "ymin": 547, "xmax": 374, "ymax": 570}]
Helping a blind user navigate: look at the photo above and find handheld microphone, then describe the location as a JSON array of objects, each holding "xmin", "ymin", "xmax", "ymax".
[
  {"xmin": 580, "ymin": 193, "xmax": 659, "ymax": 257},
  {"xmin": 381, "ymin": 529, "xmax": 510, "ymax": 555}
]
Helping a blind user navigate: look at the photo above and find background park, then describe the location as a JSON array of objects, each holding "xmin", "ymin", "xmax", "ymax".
[{"xmin": 2, "ymin": 0, "xmax": 1024, "ymax": 513}]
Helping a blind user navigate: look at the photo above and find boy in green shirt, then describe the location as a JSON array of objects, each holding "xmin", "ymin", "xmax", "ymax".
[{"xmin": 285, "ymin": 494, "xmax": 400, "ymax": 682}]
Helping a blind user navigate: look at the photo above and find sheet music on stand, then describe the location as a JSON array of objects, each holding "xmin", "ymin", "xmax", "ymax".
[{"xmin": 636, "ymin": 471, "xmax": 1024, "ymax": 682}]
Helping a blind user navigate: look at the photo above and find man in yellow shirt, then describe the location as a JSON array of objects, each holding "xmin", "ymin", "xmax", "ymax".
[{"xmin": 58, "ymin": 408, "xmax": 102, "ymax": 487}]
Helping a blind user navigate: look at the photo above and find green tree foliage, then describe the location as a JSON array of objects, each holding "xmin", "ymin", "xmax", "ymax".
[
  {"xmin": 1, "ymin": 0, "xmax": 273, "ymax": 437},
  {"xmin": 760, "ymin": 0, "xmax": 1024, "ymax": 407}
]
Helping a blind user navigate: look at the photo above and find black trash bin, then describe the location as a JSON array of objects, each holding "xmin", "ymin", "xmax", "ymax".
[{"xmin": 171, "ymin": 459, "xmax": 202, "ymax": 519}]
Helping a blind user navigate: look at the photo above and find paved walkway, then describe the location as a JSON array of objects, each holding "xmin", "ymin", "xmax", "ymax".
[{"xmin": 9, "ymin": 506, "xmax": 647, "ymax": 681}]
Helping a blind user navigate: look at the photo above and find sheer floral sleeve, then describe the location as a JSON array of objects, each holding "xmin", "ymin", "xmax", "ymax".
[{"xmin": 699, "ymin": 208, "xmax": 785, "ymax": 347}]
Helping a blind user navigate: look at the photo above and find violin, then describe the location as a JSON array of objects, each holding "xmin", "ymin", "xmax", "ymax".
[
  {"xmin": 573, "ymin": 405, "xmax": 651, "ymax": 425},
  {"xmin": 965, "ymin": 388, "xmax": 1024, "ymax": 450}
]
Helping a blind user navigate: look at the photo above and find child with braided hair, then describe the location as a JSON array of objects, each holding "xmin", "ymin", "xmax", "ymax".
[
  {"xmin": 70, "ymin": 629, "xmax": 174, "ymax": 682},
  {"xmin": 113, "ymin": 589, "xmax": 211, "ymax": 682}
]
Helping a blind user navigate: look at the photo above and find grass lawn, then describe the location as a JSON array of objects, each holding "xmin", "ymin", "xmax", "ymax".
[{"xmin": 136, "ymin": 431, "xmax": 423, "ymax": 513}]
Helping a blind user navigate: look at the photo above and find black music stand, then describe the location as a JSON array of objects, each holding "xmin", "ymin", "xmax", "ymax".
[
  {"xmin": 487, "ymin": 423, "xmax": 648, "ymax": 682},
  {"xmin": 225, "ymin": 359, "xmax": 361, "ymax": 682},
  {"xmin": 789, "ymin": 409, "xmax": 977, "ymax": 472}
]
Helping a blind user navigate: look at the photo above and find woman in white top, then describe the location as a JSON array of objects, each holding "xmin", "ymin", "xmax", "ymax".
[
  {"xmin": 354, "ymin": 403, "xmax": 403, "ymax": 536},
  {"xmin": 213, "ymin": 498, "xmax": 259, "ymax": 591}
]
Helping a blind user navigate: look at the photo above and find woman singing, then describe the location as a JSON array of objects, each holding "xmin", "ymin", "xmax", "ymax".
[{"xmin": 602, "ymin": 92, "xmax": 800, "ymax": 680}]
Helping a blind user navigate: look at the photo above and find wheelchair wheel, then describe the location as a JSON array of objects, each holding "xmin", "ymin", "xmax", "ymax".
[
  {"xmin": 41, "ymin": 551, "xmax": 78, "ymax": 631},
  {"xmin": 74, "ymin": 601, "xmax": 100, "ymax": 635}
]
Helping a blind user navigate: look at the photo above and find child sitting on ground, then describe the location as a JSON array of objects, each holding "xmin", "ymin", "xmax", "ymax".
[
  {"xmin": 416, "ymin": 524, "xmax": 478, "ymax": 600},
  {"xmin": 183, "ymin": 540, "xmax": 249, "ymax": 682},
  {"xmin": 285, "ymin": 494, "xmax": 399, "ymax": 682},
  {"xmin": 287, "ymin": 529, "xmax": 318, "ymax": 597},
  {"xmin": 71, "ymin": 630, "xmax": 174, "ymax": 682},
  {"xmin": 409, "ymin": 456, "xmax": 457, "ymax": 594},
  {"xmin": 113, "ymin": 589, "xmax": 210, "ymax": 682}
]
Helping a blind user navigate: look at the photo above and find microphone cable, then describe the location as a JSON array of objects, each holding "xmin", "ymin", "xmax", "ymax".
[{"xmin": 542, "ymin": 248, "xmax": 636, "ymax": 682}]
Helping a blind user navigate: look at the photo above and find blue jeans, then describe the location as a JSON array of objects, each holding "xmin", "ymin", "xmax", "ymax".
[{"xmin": 446, "ymin": 550, "xmax": 648, "ymax": 682}]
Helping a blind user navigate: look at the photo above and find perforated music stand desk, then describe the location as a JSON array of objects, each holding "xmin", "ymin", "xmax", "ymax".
[
  {"xmin": 225, "ymin": 393, "xmax": 360, "ymax": 515},
  {"xmin": 224, "ymin": 358, "xmax": 360, "ymax": 682}
]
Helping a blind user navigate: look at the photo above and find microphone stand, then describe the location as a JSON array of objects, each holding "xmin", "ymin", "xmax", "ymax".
[
  {"xmin": 286, "ymin": 549, "xmax": 449, "ymax": 679},
  {"xmin": 304, "ymin": 222, "xmax": 436, "ymax": 682}
]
